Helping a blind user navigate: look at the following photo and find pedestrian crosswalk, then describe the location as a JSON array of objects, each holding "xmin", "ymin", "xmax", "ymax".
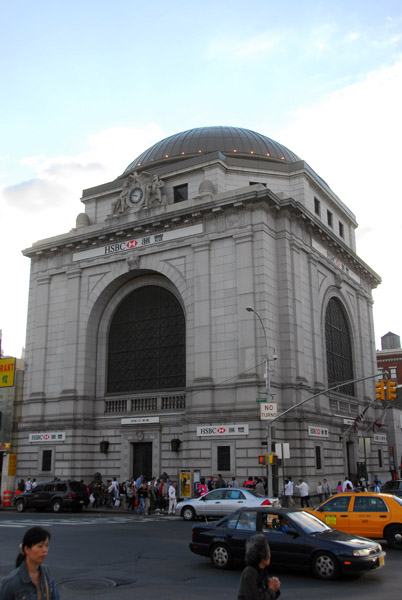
[{"xmin": 0, "ymin": 514, "xmax": 180, "ymax": 528}]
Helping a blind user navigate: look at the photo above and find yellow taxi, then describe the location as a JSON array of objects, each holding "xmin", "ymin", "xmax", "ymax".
[{"xmin": 306, "ymin": 492, "xmax": 402, "ymax": 549}]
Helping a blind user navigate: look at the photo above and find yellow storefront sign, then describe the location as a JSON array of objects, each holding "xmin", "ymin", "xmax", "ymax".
[{"xmin": 0, "ymin": 358, "xmax": 16, "ymax": 387}]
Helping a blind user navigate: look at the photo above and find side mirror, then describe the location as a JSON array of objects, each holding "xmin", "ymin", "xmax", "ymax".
[{"xmin": 286, "ymin": 528, "xmax": 298, "ymax": 537}]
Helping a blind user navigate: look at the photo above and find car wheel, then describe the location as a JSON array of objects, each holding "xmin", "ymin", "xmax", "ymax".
[
  {"xmin": 182, "ymin": 506, "xmax": 196, "ymax": 521},
  {"xmin": 385, "ymin": 525, "xmax": 402, "ymax": 549},
  {"xmin": 311, "ymin": 551, "xmax": 340, "ymax": 580},
  {"xmin": 15, "ymin": 499, "xmax": 25, "ymax": 513},
  {"xmin": 51, "ymin": 499, "xmax": 63, "ymax": 513},
  {"xmin": 210, "ymin": 543, "xmax": 232, "ymax": 569}
]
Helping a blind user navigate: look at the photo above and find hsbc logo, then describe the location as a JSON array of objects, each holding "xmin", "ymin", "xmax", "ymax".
[
  {"xmin": 126, "ymin": 240, "xmax": 138, "ymax": 248},
  {"xmin": 197, "ymin": 424, "xmax": 249, "ymax": 437}
]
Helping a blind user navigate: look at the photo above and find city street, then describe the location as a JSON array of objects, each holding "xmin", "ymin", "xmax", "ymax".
[{"xmin": 0, "ymin": 510, "xmax": 400, "ymax": 599}]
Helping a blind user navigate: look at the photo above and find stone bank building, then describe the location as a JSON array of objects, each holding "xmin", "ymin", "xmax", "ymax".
[{"xmin": 17, "ymin": 126, "xmax": 385, "ymax": 493}]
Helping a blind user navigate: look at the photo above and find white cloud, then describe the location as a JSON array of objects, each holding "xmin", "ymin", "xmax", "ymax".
[
  {"xmin": 0, "ymin": 122, "xmax": 166, "ymax": 357},
  {"xmin": 275, "ymin": 58, "xmax": 402, "ymax": 347}
]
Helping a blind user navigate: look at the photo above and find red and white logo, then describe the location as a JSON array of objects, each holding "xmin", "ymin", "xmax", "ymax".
[
  {"xmin": 217, "ymin": 427, "xmax": 226, "ymax": 434},
  {"xmin": 43, "ymin": 434, "xmax": 50, "ymax": 440},
  {"xmin": 126, "ymin": 240, "xmax": 138, "ymax": 248}
]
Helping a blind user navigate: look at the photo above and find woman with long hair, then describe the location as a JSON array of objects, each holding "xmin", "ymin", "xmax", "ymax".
[
  {"xmin": 0, "ymin": 526, "xmax": 60, "ymax": 599},
  {"xmin": 238, "ymin": 534, "xmax": 280, "ymax": 600}
]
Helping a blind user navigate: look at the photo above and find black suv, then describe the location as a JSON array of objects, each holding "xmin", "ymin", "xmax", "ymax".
[
  {"xmin": 382, "ymin": 479, "xmax": 402, "ymax": 498},
  {"xmin": 14, "ymin": 480, "xmax": 89, "ymax": 513}
]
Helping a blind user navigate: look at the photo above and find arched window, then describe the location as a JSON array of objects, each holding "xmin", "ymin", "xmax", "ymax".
[
  {"xmin": 325, "ymin": 298, "xmax": 354, "ymax": 396},
  {"xmin": 107, "ymin": 286, "xmax": 185, "ymax": 393}
]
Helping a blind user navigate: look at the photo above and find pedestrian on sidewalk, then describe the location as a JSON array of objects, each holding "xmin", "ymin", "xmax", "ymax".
[
  {"xmin": 168, "ymin": 481, "xmax": 177, "ymax": 515},
  {"xmin": 0, "ymin": 526, "xmax": 60, "ymax": 600}
]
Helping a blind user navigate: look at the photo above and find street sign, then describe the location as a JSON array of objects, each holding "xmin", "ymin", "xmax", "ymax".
[
  {"xmin": 260, "ymin": 402, "xmax": 277, "ymax": 420},
  {"xmin": 256, "ymin": 397, "xmax": 267, "ymax": 403}
]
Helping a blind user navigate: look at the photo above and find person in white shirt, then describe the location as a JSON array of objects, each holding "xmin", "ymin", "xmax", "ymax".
[
  {"xmin": 296, "ymin": 479, "xmax": 311, "ymax": 508},
  {"xmin": 283, "ymin": 478, "xmax": 294, "ymax": 507},
  {"xmin": 342, "ymin": 477, "xmax": 353, "ymax": 492},
  {"xmin": 168, "ymin": 481, "xmax": 177, "ymax": 514},
  {"xmin": 24, "ymin": 478, "xmax": 32, "ymax": 492}
]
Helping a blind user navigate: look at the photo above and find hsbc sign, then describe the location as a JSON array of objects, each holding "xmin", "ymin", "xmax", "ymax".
[
  {"xmin": 308, "ymin": 426, "xmax": 329, "ymax": 438},
  {"xmin": 197, "ymin": 424, "xmax": 249, "ymax": 437},
  {"xmin": 29, "ymin": 431, "xmax": 66, "ymax": 443}
]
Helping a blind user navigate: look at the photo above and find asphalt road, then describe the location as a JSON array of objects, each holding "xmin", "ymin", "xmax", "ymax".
[{"xmin": 0, "ymin": 510, "xmax": 400, "ymax": 599}]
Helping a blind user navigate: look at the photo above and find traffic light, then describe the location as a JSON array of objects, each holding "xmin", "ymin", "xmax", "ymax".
[
  {"xmin": 269, "ymin": 453, "xmax": 279, "ymax": 466},
  {"xmin": 258, "ymin": 454, "xmax": 268, "ymax": 465},
  {"xmin": 386, "ymin": 380, "xmax": 397, "ymax": 401},
  {"xmin": 375, "ymin": 381, "xmax": 385, "ymax": 400}
]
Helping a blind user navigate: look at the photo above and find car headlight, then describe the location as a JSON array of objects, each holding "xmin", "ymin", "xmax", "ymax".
[{"xmin": 352, "ymin": 547, "xmax": 381, "ymax": 557}]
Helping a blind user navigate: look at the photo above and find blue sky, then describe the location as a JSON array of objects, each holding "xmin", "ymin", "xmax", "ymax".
[{"xmin": 1, "ymin": 0, "xmax": 402, "ymax": 356}]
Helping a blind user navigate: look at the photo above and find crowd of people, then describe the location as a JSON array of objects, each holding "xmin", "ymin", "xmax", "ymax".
[{"xmin": 87, "ymin": 475, "xmax": 178, "ymax": 515}]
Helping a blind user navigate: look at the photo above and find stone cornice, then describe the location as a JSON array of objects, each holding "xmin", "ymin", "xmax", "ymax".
[{"xmin": 22, "ymin": 187, "xmax": 380, "ymax": 288}]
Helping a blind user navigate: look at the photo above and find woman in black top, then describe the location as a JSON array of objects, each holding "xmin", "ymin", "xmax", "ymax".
[{"xmin": 237, "ymin": 534, "xmax": 280, "ymax": 600}]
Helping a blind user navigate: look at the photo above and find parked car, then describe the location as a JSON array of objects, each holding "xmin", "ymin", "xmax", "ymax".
[
  {"xmin": 305, "ymin": 492, "xmax": 402, "ymax": 549},
  {"xmin": 190, "ymin": 507, "xmax": 385, "ymax": 580},
  {"xmin": 382, "ymin": 479, "xmax": 402, "ymax": 498},
  {"xmin": 14, "ymin": 480, "xmax": 89, "ymax": 513},
  {"xmin": 176, "ymin": 487, "xmax": 280, "ymax": 521}
]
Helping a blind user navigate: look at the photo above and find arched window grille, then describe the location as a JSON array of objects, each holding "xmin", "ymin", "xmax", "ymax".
[
  {"xmin": 107, "ymin": 286, "xmax": 185, "ymax": 393},
  {"xmin": 325, "ymin": 298, "xmax": 354, "ymax": 396}
]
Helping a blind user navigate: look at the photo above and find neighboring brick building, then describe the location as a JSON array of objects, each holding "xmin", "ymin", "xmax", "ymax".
[
  {"xmin": 13, "ymin": 126, "xmax": 386, "ymax": 493},
  {"xmin": 377, "ymin": 332, "xmax": 402, "ymax": 477}
]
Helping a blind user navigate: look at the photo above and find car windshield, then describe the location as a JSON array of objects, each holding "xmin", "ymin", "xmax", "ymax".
[{"xmin": 289, "ymin": 511, "xmax": 332, "ymax": 533}]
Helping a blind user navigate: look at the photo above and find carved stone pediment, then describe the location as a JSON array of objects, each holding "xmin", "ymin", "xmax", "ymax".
[{"xmin": 111, "ymin": 172, "xmax": 166, "ymax": 216}]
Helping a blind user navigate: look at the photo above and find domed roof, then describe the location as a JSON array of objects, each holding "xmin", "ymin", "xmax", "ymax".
[{"xmin": 124, "ymin": 126, "xmax": 301, "ymax": 173}]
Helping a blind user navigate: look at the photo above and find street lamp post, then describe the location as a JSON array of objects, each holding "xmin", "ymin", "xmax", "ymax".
[{"xmin": 246, "ymin": 306, "xmax": 275, "ymax": 497}]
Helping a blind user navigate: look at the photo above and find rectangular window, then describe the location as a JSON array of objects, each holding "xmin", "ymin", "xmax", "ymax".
[
  {"xmin": 315, "ymin": 446, "xmax": 322, "ymax": 470},
  {"xmin": 314, "ymin": 197, "xmax": 321, "ymax": 216},
  {"xmin": 378, "ymin": 449, "xmax": 383, "ymax": 468},
  {"xmin": 339, "ymin": 222, "xmax": 344, "ymax": 238},
  {"xmin": 42, "ymin": 450, "xmax": 52, "ymax": 472},
  {"xmin": 390, "ymin": 367, "xmax": 397, "ymax": 379},
  {"xmin": 327, "ymin": 210, "xmax": 333, "ymax": 227},
  {"xmin": 173, "ymin": 184, "xmax": 188, "ymax": 203},
  {"xmin": 249, "ymin": 181, "xmax": 266, "ymax": 187},
  {"xmin": 217, "ymin": 446, "xmax": 231, "ymax": 471}
]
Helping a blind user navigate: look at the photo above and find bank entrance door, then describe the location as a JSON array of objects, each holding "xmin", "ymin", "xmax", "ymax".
[{"xmin": 132, "ymin": 442, "xmax": 152, "ymax": 479}]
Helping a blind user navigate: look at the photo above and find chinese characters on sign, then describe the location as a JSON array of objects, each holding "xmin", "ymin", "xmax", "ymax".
[
  {"xmin": 197, "ymin": 424, "xmax": 249, "ymax": 437},
  {"xmin": 308, "ymin": 426, "xmax": 329, "ymax": 437},
  {"xmin": 121, "ymin": 416, "xmax": 160, "ymax": 425},
  {"xmin": 0, "ymin": 358, "xmax": 16, "ymax": 387},
  {"xmin": 29, "ymin": 432, "xmax": 66, "ymax": 443}
]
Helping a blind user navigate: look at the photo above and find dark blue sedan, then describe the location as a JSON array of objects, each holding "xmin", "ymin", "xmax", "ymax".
[{"xmin": 190, "ymin": 507, "xmax": 385, "ymax": 580}]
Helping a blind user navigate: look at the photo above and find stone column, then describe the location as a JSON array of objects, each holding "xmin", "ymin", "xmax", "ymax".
[
  {"xmin": 29, "ymin": 274, "xmax": 51, "ymax": 400},
  {"xmin": 193, "ymin": 241, "xmax": 212, "ymax": 383},
  {"xmin": 235, "ymin": 231, "xmax": 257, "ymax": 378},
  {"xmin": 61, "ymin": 268, "xmax": 82, "ymax": 396}
]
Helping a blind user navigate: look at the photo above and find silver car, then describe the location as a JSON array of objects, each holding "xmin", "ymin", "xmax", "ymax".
[{"xmin": 175, "ymin": 487, "xmax": 280, "ymax": 520}]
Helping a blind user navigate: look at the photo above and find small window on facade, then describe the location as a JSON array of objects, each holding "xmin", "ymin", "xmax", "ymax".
[
  {"xmin": 217, "ymin": 446, "xmax": 231, "ymax": 471},
  {"xmin": 173, "ymin": 184, "xmax": 188, "ymax": 203},
  {"xmin": 327, "ymin": 210, "xmax": 333, "ymax": 227},
  {"xmin": 42, "ymin": 450, "xmax": 52, "ymax": 472},
  {"xmin": 339, "ymin": 222, "xmax": 344, "ymax": 238},
  {"xmin": 390, "ymin": 367, "xmax": 397, "ymax": 379},
  {"xmin": 315, "ymin": 446, "xmax": 322, "ymax": 470},
  {"xmin": 249, "ymin": 181, "xmax": 266, "ymax": 187},
  {"xmin": 378, "ymin": 449, "xmax": 383, "ymax": 468},
  {"xmin": 314, "ymin": 197, "xmax": 321, "ymax": 216}
]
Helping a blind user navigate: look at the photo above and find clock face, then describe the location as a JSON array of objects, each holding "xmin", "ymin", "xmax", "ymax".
[{"xmin": 129, "ymin": 186, "xmax": 143, "ymax": 205}]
